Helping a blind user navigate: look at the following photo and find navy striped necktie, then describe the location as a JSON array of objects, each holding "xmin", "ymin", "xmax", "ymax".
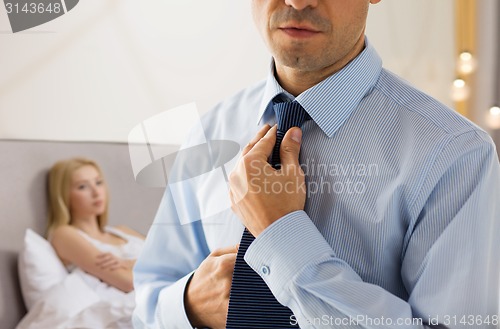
[{"xmin": 226, "ymin": 100, "xmax": 310, "ymax": 329}]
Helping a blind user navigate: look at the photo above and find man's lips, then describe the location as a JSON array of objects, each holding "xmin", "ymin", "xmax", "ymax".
[{"xmin": 278, "ymin": 25, "xmax": 321, "ymax": 38}]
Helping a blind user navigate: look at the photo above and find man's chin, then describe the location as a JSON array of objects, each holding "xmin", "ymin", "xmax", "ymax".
[{"xmin": 275, "ymin": 54, "xmax": 320, "ymax": 72}]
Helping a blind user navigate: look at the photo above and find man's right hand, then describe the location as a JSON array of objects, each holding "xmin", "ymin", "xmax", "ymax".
[{"xmin": 185, "ymin": 245, "xmax": 238, "ymax": 329}]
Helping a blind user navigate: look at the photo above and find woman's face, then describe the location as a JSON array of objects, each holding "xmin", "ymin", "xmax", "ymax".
[{"xmin": 69, "ymin": 165, "xmax": 107, "ymax": 220}]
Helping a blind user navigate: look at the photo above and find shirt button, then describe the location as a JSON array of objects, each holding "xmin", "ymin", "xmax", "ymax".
[{"xmin": 260, "ymin": 265, "xmax": 270, "ymax": 275}]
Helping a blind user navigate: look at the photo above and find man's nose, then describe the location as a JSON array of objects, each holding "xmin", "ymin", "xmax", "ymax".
[{"xmin": 284, "ymin": 0, "xmax": 318, "ymax": 11}]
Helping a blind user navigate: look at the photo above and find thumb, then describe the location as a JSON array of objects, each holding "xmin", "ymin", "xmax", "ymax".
[{"xmin": 280, "ymin": 127, "xmax": 302, "ymax": 168}]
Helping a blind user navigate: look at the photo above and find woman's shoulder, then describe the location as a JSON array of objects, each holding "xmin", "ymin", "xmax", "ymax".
[
  {"xmin": 50, "ymin": 225, "xmax": 86, "ymax": 246},
  {"xmin": 112, "ymin": 225, "xmax": 145, "ymax": 240},
  {"xmin": 51, "ymin": 225, "xmax": 79, "ymax": 239}
]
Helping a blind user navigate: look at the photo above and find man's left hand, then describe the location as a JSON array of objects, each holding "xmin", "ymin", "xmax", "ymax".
[{"xmin": 229, "ymin": 124, "xmax": 306, "ymax": 237}]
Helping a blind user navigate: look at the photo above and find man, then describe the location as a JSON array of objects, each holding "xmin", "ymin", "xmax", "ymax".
[{"xmin": 133, "ymin": 1, "xmax": 500, "ymax": 328}]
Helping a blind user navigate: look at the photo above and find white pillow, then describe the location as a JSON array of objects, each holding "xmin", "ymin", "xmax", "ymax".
[{"xmin": 18, "ymin": 228, "xmax": 68, "ymax": 310}]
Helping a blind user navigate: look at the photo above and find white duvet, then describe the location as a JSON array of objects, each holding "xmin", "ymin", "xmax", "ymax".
[{"xmin": 16, "ymin": 268, "xmax": 135, "ymax": 329}]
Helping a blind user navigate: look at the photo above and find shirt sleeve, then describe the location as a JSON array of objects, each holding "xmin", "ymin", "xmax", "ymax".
[
  {"xmin": 132, "ymin": 186, "xmax": 210, "ymax": 329},
  {"xmin": 245, "ymin": 130, "xmax": 500, "ymax": 329}
]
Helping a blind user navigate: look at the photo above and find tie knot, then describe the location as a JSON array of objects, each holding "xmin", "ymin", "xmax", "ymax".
[
  {"xmin": 273, "ymin": 100, "xmax": 310, "ymax": 133},
  {"xmin": 269, "ymin": 100, "xmax": 309, "ymax": 168}
]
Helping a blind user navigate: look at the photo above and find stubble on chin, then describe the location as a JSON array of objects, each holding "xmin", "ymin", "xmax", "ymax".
[{"xmin": 267, "ymin": 9, "xmax": 332, "ymax": 71}]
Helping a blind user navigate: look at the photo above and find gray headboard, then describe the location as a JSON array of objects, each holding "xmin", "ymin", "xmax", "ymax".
[{"xmin": 0, "ymin": 139, "xmax": 164, "ymax": 328}]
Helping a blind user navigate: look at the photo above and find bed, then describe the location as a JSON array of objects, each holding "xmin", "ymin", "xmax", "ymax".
[{"xmin": 0, "ymin": 139, "xmax": 163, "ymax": 328}]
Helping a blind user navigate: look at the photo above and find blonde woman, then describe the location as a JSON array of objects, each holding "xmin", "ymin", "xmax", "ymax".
[{"xmin": 47, "ymin": 157, "xmax": 144, "ymax": 293}]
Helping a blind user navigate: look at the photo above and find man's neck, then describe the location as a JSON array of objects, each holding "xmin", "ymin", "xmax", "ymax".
[{"xmin": 274, "ymin": 36, "xmax": 366, "ymax": 96}]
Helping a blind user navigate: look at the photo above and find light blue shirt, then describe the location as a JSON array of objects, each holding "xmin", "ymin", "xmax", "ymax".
[{"xmin": 133, "ymin": 39, "xmax": 500, "ymax": 329}]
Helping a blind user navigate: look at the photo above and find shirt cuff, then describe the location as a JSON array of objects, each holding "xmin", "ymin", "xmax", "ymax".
[
  {"xmin": 156, "ymin": 271, "xmax": 196, "ymax": 329},
  {"xmin": 244, "ymin": 210, "xmax": 335, "ymax": 304}
]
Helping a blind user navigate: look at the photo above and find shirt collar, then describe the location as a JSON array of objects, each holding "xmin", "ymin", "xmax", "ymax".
[{"xmin": 257, "ymin": 37, "xmax": 383, "ymax": 138}]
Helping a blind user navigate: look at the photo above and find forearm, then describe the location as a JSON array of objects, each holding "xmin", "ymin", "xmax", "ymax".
[
  {"xmin": 155, "ymin": 272, "xmax": 196, "ymax": 329},
  {"xmin": 76, "ymin": 253, "xmax": 136, "ymax": 292},
  {"xmin": 96, "ymin": 267, "xmax": 134, "ymax": 293},
  {"xmin": 133, "ymin": 218, "xmax": 210, "ymax": 328},
  {"xmin": 134, "ymin": 260, "xmax": 199, "ymax": 329},
  {"xmin": 245, "ymin": 212, "xmax": 419, "ymax": 328},
  {"xmin": 246, "ymin": 211, "xmax": 498, "ymax": 329}
]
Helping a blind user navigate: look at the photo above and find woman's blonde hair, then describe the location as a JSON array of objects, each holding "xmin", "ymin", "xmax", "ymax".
[{"xmin": 46, "ymin": 157, "xmax": 109, "ymax": 238}]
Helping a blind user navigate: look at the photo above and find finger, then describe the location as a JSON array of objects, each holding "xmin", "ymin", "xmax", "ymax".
[
  {"xmin": 219, "ymin": 253, "xmax": 237, "ymax": 268},
  {"xmin": 218, "ymin": 253, "xmax": 238, "ymax": 277},
  {"xmin": 95, "ymin": 255, "xmax": 113, "ymax": 266},
  {"xmin": 98, "ymin": 259, "xmax": 118, "ymax": 268},
  {"xmin": 242, "ymin": 124, "xmax": 272, "ymax": 156},
  {"xmin": 107, "ymin": 263, "xmax": 122, "ymax": 271},
  {"xmin": 102, "ymin": 262, "xmax": 118, "ymax": 270},
  {"xmin": 96, "ymin": 254, "xmax": 112, "ymax": 262},
  {"xmin": 210, "ymin": 244, "xmax": 239, "ymax": 257},
  {"xmin": 280, "ymin": 127, "xmax": 302, "ymax": 170},
  {"xmin": 229, "ymin": 189, "xmax": 238, "ymax": 213},
  {"xmin": 96, "ymin": 252, "xmax": 112, "ymax": 259},
  {"xmin": 246, "ymin": 125, "xmax": 277, "ymax": 161},
  {"xmin": 96, "ymin": 254, "xmax": 118, "ymax": 266}
]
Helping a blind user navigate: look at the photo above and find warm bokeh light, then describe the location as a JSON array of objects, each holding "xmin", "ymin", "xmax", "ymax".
[
  {"xmin": 450, "ymin": 79, "xmax": 470, "ymax": 102},
  {"xmin": 486, "ymin": 106, "xmax": 500, "ymax": 129},
  {"xmin": 490, "ymin": 106, "xmax": 500, "ymax": 116},
  {"xmin": 457, "ymin": 51, "xmax": 477, "ymax": 75}
]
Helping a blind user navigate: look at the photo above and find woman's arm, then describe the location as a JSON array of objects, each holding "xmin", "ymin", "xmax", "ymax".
[{"xmin": 51, "ymin": 225, "xmax": 134, "ymax": 292}]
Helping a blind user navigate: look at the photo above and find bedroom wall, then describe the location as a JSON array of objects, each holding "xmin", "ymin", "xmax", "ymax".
[
  {"xmin": 474, "ymin": 0, "xmax": 500, "ymax": 146},
  {"xmin": 0, "ymin": 0, "xmax": 458, "ymax": 143}
]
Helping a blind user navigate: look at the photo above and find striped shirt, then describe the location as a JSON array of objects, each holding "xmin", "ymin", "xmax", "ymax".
[{"xmin": 133, "ymin": 38, "xmax": 500, "ymax": 328}]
